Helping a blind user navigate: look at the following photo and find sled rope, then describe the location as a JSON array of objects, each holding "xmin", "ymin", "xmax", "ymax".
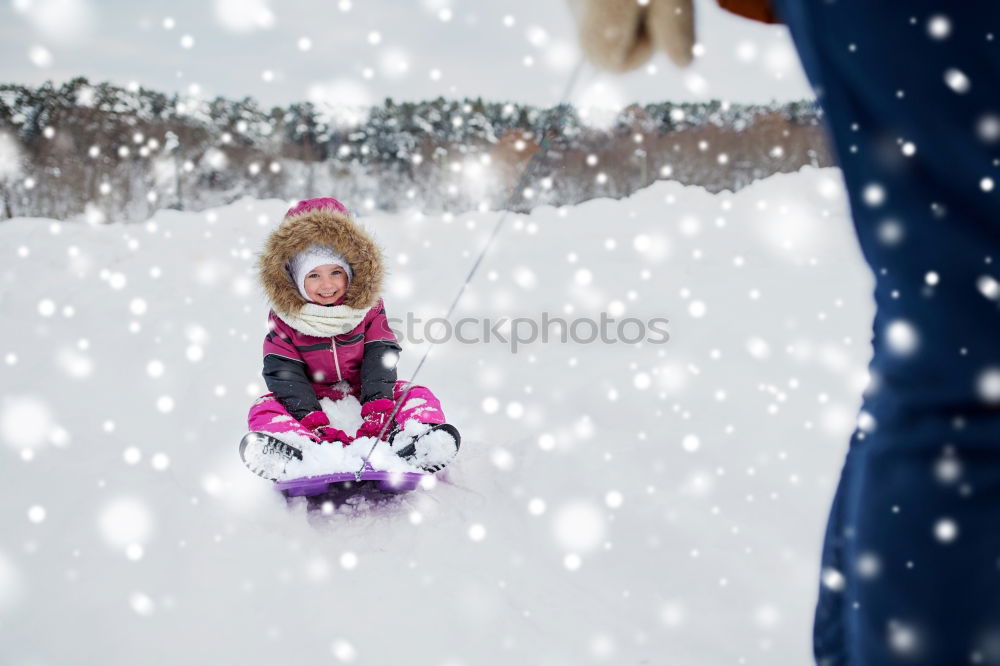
[{"xmin": 357, "ymin": 59, "xmax": 588, "ymax": 477}]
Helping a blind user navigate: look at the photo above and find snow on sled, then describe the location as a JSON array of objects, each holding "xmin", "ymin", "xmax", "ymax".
[{"xmin": 239, "ymin": 424, "xmax": 460, "ymax": 498}]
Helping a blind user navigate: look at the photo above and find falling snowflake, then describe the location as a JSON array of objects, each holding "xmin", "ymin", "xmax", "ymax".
[
  {"xmin": 331, "ymin": 639, "xmax": 357, "ymax": 663},
  {"xmin": 98, "ymin": 497, "xmax": 153, "ymax": 550},
  {"xmin": 885, "ymin": 320, "xmax": 919, "ymax": 356},
  {"xmin": 976, "ymin": 368, "xmax": 1000, "ymax": 403},
  {"xmin": 553, "ymin": 501, "xmax": 605, "ymax": 552},
  {"xmin": 927, "ymin": 15, "xmax": 951, "ymax": 39},
  {"xmin": 934, "ymin": 517, "xmax": 958, "ymax": 543},
  {"xmin": 944, "ymin": 68, "xmax": 970, "ymax": 94},
  {"xmin": 129, "ymin": 592, "xmax": 155, "ymax": 617}
]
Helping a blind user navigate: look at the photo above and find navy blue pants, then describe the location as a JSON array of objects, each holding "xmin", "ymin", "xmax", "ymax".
[{"xmin": 772, "ymin": 1, "xmax": 1000, "ymax": 663}]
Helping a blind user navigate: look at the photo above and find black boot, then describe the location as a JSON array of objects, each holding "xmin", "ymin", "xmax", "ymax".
[{"xmin": 390, "ymin": 423, "xmax": 461, "ymax": 473}]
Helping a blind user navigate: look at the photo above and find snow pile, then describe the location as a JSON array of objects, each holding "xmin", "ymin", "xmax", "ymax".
[
  {"xmin": 0, "ymin": 167, "xmax": 873, "ymax": 665},
  {"xmin": 286, "ymin": 436, "xmax": 418, "ymax": 479}
]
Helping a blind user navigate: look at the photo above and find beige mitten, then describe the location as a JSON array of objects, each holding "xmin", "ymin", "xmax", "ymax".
[{"xmin": 568, "ymin": 0, "xmax": 696, "ymax": 71}]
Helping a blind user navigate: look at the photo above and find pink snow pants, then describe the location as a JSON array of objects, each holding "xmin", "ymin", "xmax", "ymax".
[{"xmin": 247, "ymin": 381, "xmax": 446, "ymax": 442}]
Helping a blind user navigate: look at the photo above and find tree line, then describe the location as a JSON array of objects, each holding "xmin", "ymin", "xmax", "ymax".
[{"xmin": 0, "ymin": 77, "xmax": 830, "ymax": 222}]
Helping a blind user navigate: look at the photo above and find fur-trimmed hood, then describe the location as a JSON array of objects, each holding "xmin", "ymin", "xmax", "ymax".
[{"xmin": 258, "ymin": 202, "xmax": 384, "ymax": 317}]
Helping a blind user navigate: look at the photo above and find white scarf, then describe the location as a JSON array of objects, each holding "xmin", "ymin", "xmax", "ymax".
[{"xmin": 274, "ymin": 302, "xmax": 370, "ymax": 338}]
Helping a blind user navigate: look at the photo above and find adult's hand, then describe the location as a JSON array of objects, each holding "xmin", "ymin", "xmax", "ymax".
[{"xmin": 567, "ymin": 0, "xmax": 695, "ymax": 71}]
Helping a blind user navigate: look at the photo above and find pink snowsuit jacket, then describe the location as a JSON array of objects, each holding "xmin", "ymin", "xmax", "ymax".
[
  {"xmin": 263, "ymin": 300, "xmax": 399, "ymax": 397},
  {"xmin": 254, "ymin": 197, "xmax": 403, "ymax": 422}
]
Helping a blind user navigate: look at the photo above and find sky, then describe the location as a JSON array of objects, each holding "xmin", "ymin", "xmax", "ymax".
[{"xmin": 0, "ymin": 0, "xmax": 813, "ymax": 110}]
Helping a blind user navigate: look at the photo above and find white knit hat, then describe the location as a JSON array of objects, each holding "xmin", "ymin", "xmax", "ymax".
[{"xmin": 288, "ymin": 245, "xmax": 353, "ymax": 301}]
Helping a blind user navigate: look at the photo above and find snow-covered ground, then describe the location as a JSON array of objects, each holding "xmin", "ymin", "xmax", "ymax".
[{"xmin": 0, "ymin": 167, "xmax": 873, "ymax": 665}]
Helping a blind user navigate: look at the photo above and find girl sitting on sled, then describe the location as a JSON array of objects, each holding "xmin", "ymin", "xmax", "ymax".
[{"xmin": 241, "ymin": 197, "xmax": 460, "ymax": 480}]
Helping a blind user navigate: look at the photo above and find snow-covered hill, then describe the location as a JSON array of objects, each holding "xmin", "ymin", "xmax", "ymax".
[{"xmin": 0, "ymin": 167, "xmax": 872, "ymax": 665}]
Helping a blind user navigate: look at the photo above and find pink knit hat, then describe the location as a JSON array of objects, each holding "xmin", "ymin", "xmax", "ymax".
[{"xmin": 284, "ymin": 197, "xmax": 349, "ymax": 219}]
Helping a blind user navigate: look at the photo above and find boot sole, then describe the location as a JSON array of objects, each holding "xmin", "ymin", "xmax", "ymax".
[{"xmin": 239, "ymin": 432, "xmax": 304, "ymax": 481}]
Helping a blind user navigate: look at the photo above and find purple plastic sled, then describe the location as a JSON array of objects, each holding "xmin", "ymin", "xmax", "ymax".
[{"xmin": 274, "ymin": 462, "xmax": 425, "ymax": 497}]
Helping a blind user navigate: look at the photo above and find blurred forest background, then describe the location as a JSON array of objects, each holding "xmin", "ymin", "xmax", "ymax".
[{"xmin": 0, "ymin": 78, "xmax": 831, "ymax": 222}]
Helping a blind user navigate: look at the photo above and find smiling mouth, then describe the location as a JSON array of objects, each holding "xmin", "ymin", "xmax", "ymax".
[{"xmin": 319, "ymin": 293, "xmax": 336, "ymax": 298}]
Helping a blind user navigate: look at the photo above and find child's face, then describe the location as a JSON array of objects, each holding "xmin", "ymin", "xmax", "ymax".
[{"xmin": 303, "ymin": 264, "xmax": 349, "ymax": 304}]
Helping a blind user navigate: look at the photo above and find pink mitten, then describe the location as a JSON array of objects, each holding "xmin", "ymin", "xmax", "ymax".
[
  {"xmin": 314, "ymin": 425, "xmax": 353, "ymax": 446},
  {"xmin": 301, "ymin": 411, "xmax": 352, "ymax": 446},
  {"xmin": 356, "ymin": 398, "xmax": 396, "ymax": 440}
]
